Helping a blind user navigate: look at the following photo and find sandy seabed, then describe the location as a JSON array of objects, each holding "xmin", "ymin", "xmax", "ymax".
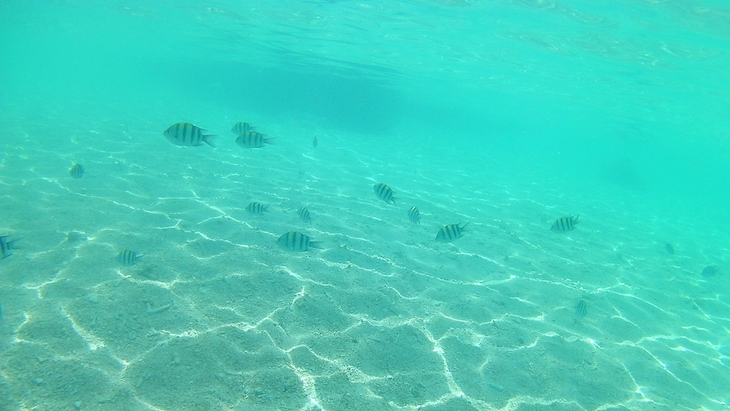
[{"xmin": 0, "ymin": 104, "xmax": 728, "ymax": 411}]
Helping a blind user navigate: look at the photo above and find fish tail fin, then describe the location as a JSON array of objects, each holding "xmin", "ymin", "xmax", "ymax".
[
  {"xmin": 574, "ymin": 214, "xmax": 580, "ymax": 224},
  {"xmin": 7, "ymin": 237, "xmax": 22, "ymax": 250},
  {"xmin": 264, "ymin": 137, "xmax": 276, "ymax": 145},
  {"xmin": 204, "ymin": 135, "xmax": 218, "ymax": 148}
]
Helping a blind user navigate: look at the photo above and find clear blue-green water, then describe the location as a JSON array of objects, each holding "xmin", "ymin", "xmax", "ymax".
[{"xmin": 1, "ymin": 1, "xmax": 729, "ymax": 410}]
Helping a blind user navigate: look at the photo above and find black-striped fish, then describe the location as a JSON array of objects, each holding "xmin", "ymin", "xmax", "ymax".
[
  {"xmin": 435, "ymin": 223, "xmax": 468, "ymax": 242},
  {"xmin": 235, "ymin": 131, "xmax": 274, "ymax": 148},
  {"xmin": 551, "ymin": 215, "xmax": 580, "ymax": 232},
  {"xmin": 246, "ymin": 202, "xmax": 269, "ymax": 215},
  {"xmin": 298, "ymin": 206, "xmax": 311, "ymax": 223},
  {"xmin": 116, "ymin": 249, "xmax": 143, "ymax": 266},
  {"xmin": 313, "ymin": 136, "xmax": 318, "ymax": 148},
  {"xmin": 69, "ymin": 163, "xmax": 85, "ymax": 179},
  {"xmin": 0, "ymin": 236, "xmax": 19, "ymax": 259},
  {"xmin": 231, "ymin": 122, "xmax": 255, "ymax": 134},
  {"xmin": 408, "ymin": 206, "xmax": 421, "ymax": 225},
  {"xmin": 277, "ymin": 231, "xmax": 320, "ymax": 252},
  {"xmin": 665, "ymin": 243, "xmax": 675, "ymax": 254},
  {"xmin": 575, "ymin": 299, "xmax": 587, "ymax": 318},
  {"xmin": 374, "ymin": 183, "xmax": 396, "ymax": 205},
  {"xmin": 163, "ymin": 122, "xmax": 217, "ymax": 147},
  {"xmin": 701, "ymin": 265, "xmax": 718, "ymax": 277}
]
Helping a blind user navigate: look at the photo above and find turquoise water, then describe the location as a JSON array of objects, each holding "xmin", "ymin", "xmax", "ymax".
[{"xmin": 1, "ymin": 0, "xmax": 729, "ymax": 409}]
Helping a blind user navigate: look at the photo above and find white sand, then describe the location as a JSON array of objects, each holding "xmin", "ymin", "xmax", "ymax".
[{"xmin": 0, "ymin": 100, "xmax": 728, "ymax": 411}]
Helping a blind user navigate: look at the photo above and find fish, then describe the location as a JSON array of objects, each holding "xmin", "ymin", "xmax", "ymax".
[
  {"xmin": 246, "ymin": 202, "xmax": 269, "ymax": 215},
  {"xmin": 235, "ymin": 131, "xmax": 274, "ymax": 148},
  {"xmin": 374, "ymin": 183, "xmax": 396, "ymax": 205},
  {"xmin": 163, "ymin": 122, "xmax": 217, "ymax": 147},
  {"xmin": 231, "ymin": 122, "xmax": 255, "ymax": 134},
  {"xmin": 116, "ymin": 250, "xmax": 143, "ymax": 266},
  {"xmin": 435, "ymin": 223, "xmax": 468, "ymax": 242},
  {"xmin": 69, "ymin": 163, "xmax": 85, "ymax": 179},
  {"xmin": 313, "ymin": 136, "xmax": 318, "ymax": 148},
  {"xmin": 0, "ymin": 303, "xmax": 3, "ymax": 321},
  {"xmin": 701, "ymin": 266, "xmax": 718, "ymax": 277},
  {"xmin": 665, "ymin": 243, "xmax": 675, "ymax": 254},
  {"xmin": 0, "ymin": 236, "xmax": 19, "ymax": 259},
  {"xmin": 575, "ymin": 299, "xmax": 587, "ymax": 318},
  {"xmin": 277, "ymin": 231, "xmax": 320, "ymax": 252},
  {"xmin": 298, "ymin": 206, "xmax": 312, "ymax": 223},
  {"xmin": 551, "ymin": 215, "xmax": 580, "ymax": 232},
  {"xmin": 408, "ymin": 206, "xmax": 421, "ymax": 225}
]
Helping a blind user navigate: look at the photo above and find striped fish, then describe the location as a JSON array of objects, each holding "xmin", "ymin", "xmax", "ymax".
[
  {"xmin": 374, "ymin": 183, "xmax": 396, "ymax": 205},
  {"xmin": 665, "ymin": 242, "xmax": 675, "ymax": 254},
  {"xmin": 0, "ymin": 236, "xmax": 19, "ymax": 259},
  {"xmin": 277, "ymin": 231, "xmax": 320, "ymax": 252},
  {"xmin": 435, "ymin": 223, "xmax": 468, "ymax": 242},
  {"xmin": 231, "ymin": 122, "xmax": 255, "ymax": 134},
  {"xmin": 701, "ymin": 266, "xmax": 718, "ymax": 277},
  {"xmin": 163, "ymin": 122, "xmax": 217, "ymax": 147},
  {"xmin": 116, "ymin": 250, "xmax": 143, "ymax": 266},
  {"xmin": 408, "ymin": 206, "xmax": 421, "ymax": 225},
  {"xmin": 69, "ymin": 163, "xmax": 85, "ymax": 179},
  {"xmin": 246, "ymin": 202, "xmax": 269, "ymax": 215},
  {"xmin": 298, "ymin": 206, "xmax": 311, "ymax": 223},
  {"xmin": 575, "ymin": 299, "xmax": 587, "ymax": 318},
  {"xmin": 551, "ymin": 215, "xmax": 580, "ymax": 232},
  {"xmin": 235, "ymin": 131, "xmax": 274, "ymax": 148}
]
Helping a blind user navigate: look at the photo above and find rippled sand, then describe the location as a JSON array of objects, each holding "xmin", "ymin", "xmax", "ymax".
[{"xmin": 0, "ymin": 105, "xmax": 728, "ymax": 410}]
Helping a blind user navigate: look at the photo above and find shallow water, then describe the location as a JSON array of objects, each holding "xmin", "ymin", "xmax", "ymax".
[{"xmin": 1, "ymin": 1, "xmax": 729, "ymax": 410}]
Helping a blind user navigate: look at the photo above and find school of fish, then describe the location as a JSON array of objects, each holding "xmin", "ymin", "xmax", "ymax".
[{"xmin": 1, "ymin": 119, "xmax": 719, "ymax": 317}]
